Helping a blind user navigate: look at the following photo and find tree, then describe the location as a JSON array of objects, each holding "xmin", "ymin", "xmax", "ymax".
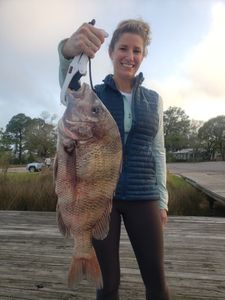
[
  {"xmin": 0, "ymin": 128, "xmax": 12, "ymax": 172},
  {"xmin": 0, "ymin": 128, "xmax": 11, "ymax": 152},
  {"xmin": 0, "ymin": 151, "xmax": 11, "ymax": 175},
  {"xmin": 198, "ymin": 115, "xmax": 225, "ymax": 160},
  {"xmin": 163, "ymin": 107, "xmax": 191, "ymax": 152},
  {"xmin": 187, "ymin": 120, "xmax": 205, "ymax": 157},
  {"xmin": 25, "ymin": 118, "xmax": 57, "ymax": 159},
  {"xmin": 5, "ymin": 114, "xmax": 31, "ymax": 162}
]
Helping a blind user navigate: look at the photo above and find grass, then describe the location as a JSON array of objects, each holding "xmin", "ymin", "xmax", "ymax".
[
  {"xmin": 0, "ymin": 169, "xmax": 57, "ymax": 211},
  {"xmin": 0, "ymin": 170, "xmax": 213, "ymax": 215},
  {"xmin": 167, "ymin": 172, "xmax": 210, "ymax": 216}
]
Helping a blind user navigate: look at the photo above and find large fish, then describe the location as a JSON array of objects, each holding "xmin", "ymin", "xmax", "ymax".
[{"xmin": 54, "ymin": 83, "xmax": 122, "ymax": 288}]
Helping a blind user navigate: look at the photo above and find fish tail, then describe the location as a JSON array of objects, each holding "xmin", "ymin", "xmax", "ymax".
[{"xmin": 68, "ymin": 247, "xmax": 103, "ymax": 289}]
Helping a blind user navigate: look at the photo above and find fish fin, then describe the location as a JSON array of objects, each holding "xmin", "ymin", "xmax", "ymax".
[
  {"xmin": 56, "ymin": 205, "xmax": 71, "ymax": 237},
  {"xmin": 53, "ymin": 153, "xmax": 58, "ymax": 184},
  {"xmin": 92, "ymin": 204, "xmax": 111, "ymax": 240},
  {"xmin": 68, "ymin": 248, "xmax": 103, "ymax": 289}
]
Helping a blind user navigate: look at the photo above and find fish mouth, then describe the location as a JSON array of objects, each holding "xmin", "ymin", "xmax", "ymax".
[
  {"xmin": 65, "ymin": 119, "xmax": 79, "ymax": 125},
  {"xmin": 65, "ymin": 119, "xmax": 94, "ymax": 125}
]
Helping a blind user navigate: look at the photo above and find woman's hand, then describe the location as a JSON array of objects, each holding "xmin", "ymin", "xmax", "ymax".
[
  {"xmin": 63, "ymin": 23, "xmax": 108, "ymax": 59},
  {"xmin": 160, "ymin": 209, "xmax": 168, "ymax": 228}
]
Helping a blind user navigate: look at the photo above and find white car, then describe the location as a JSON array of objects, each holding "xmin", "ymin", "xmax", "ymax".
[{"xmin": 26, "ymin": 162, "xmax": 44, "ymax": 172}]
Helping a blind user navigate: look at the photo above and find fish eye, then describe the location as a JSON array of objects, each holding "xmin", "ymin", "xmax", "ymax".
[{"xmin": 91, "ymin": 106, "xmax": 100, "ymax": 115}]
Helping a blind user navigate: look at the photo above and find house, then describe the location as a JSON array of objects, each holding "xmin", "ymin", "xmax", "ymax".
[
  {"xmin": 172, "ymin": 148, "xmax": 194, "ymax": 161},
  {"xmin": 171, "ymin": 148, "xmax": 208, "ymax": 161}
]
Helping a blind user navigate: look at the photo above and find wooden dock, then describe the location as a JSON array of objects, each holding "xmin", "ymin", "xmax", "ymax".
[{"xmin": 0, "ymin": 211, "xmax": 225, "ymax": 299}]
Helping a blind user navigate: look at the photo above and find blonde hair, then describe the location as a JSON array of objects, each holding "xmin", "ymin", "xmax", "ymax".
[{"xmin": 109, "ymin": 19, "xmax": 151, "ymax": 56}]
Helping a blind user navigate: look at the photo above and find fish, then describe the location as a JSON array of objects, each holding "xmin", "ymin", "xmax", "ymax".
[{"xmin": 54, "ymin": 82, "xmax": 122, "ymax": 288}]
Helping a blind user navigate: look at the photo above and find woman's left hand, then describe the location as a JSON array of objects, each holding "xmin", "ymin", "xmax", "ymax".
[{"xmin": 160, "ymin": 209, "xmax": 168, "ymax": 228}]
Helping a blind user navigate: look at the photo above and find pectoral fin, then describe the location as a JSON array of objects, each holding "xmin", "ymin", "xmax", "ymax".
[
  {"xmin": 56, "ymin": 204, "xmax": 71, "ymax": 237},
  {"xmin": 53, "ymin": 153, "xmax": 58, "ymax": 184},
  {"xmin": 92, "ymin": 200, "xmax": 112, "ymax": 240}
]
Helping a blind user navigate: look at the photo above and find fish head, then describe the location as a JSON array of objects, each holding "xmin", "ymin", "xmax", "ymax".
[{"xmin": 61, "ymin": 83, "xmax": 108, "ymax": 142}]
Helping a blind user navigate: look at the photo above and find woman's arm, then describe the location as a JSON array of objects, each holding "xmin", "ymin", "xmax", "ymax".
[
  {"xmin": 58, "ymin": 23, "xmax": 108, "ymax": 88},
  {"xmin": 152, "ymin": 95, "xmax": 169, "ymax": 226}
]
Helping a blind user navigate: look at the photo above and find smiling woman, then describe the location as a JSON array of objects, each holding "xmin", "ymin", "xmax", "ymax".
[
  {"xmin": 108, "ymin": 33, "xmax": 144, "ymax": 92},
  {"xmin": 107, "ymin": 19, "xmax": 151, "ymax": 92},
  {"xmin": 58, "ymin": 18, "xmax": 171, "ymax": 299}
]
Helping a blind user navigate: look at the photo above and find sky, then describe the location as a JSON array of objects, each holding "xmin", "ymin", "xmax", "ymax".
[{"xmin": 0, "ymin": 0, "xmax": 225, "ymax": 129}]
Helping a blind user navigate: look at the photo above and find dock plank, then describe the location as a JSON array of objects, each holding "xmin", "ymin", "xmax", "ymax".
[{"xmin": 0, "ymin": 211, "xmax": 225, "ymax": 300}]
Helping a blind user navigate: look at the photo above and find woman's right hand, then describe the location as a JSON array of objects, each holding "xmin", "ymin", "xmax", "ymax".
[{"xmin": 63, "ymin": 23, "xmax": 108, "ymax": 59}]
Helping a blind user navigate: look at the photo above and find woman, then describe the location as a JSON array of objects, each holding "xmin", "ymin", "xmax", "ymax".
[{"xmin": 58, "ymin": 19, "xmax": 171, "ymax": 300}]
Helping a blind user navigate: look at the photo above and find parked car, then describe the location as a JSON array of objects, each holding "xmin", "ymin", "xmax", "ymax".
[{"xmin": 26, "ymin": 162, "xmax": 44, "ymax": 172}]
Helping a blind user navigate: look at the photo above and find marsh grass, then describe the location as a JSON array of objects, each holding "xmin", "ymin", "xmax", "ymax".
[
  {"xmin": 167, "ymin": 172, "xmax": 210, "ymax": 216},
  {"xmin": 0, "ymin": 170, "xmax": 211, "ymax": 215},
  {"xmin": 0, "ymin": 170, "xmax": 57, "ymax": 211}
]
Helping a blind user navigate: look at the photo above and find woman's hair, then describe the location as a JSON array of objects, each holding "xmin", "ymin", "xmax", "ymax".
[{"xmin": 109, "ymin": 19, "xmax": 151, "ymax": 56}]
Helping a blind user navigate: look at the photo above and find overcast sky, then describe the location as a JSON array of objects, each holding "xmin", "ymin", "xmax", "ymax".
[{"xmin": 0, "ymin": 0, "xmax": 225, "ymax": 129}]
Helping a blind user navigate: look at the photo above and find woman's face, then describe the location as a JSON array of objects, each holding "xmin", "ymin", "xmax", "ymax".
[{"xmin": 109, "ymin": 33, "xmax": 144, "ymax": 82}]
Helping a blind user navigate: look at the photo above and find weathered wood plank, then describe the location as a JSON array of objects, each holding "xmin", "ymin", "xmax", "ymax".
[{"xmin": 0, "ymin": 211, "xmax": 225, "ymax": 300}]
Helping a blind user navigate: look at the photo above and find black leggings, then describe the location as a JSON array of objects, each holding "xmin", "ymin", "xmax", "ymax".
[{"xmin": 93, "ymin": 200, "xmax": 171, "ymax": 300}]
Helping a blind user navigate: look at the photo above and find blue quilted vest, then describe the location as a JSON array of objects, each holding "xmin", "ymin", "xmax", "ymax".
[{"xmin": 95, "ymin": 73, "xmax": 160, "ymax": 201}]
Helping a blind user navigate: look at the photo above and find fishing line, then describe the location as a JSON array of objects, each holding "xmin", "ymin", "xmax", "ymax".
[
  {"xmin": 88, "ymin": 19, "xmax": 96, "ymax": 92},
  {"xmin": 88, "ymin": 58, "xmax": 95, "ymax": 92}
]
